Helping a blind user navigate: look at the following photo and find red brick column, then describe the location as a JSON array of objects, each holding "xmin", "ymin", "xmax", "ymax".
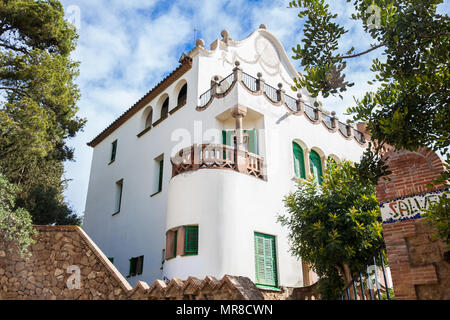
[{"xmin": 376, "ymin": 148, "xmax": 449, "ymax": 300}]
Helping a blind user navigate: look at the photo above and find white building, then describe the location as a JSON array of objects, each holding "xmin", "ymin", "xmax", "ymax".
[{"xmin": 82, "ymin": 26, "xmax": 367, "ymax": 289}]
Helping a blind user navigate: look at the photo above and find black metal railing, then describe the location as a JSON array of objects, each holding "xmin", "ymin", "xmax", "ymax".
[
  {"xmin": 242, "ymin": 72, "xmax": 258, "ymax": 92},
  {"xmin": 338, "ymin": 121, "xmax": 349, "ymax": 137},
  {"xmin": 197, "ymin": 71, "xmax": 366, "ymax": 144},
  {"xmin": 322, "ymin": 113, "xmax": 333, "ymax": 129},
  {"xmin": 340, "ymin": 245, "xmax": 393, "ymax": 300},
  {"xmin": 218, "ymin": 73, "xmax": 234, "ymax": 89},
  {"xmin": 285, "ymin": 94, "xmax": 297, "ymax": 112},
  {"xmin": 199, "ymin": 88, "xmax": 213, "ymax": 107},
  {"xmin": 263, "ymin": 82, "xmax": 279, "ymax": 102},
  {"xmin": 304, "ymin": 104, "xmax": 316, "ymax": 121}
]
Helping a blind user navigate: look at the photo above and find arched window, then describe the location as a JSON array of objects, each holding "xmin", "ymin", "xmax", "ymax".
[
  {"xmin": 292, "ymin": 142, "xmax": 306, "ymax": 179},
  {"xmin": 145, "ymin": 108, "xmax": 153, "ymax": 129},
  {"xmin": 161, "ymin": 97, "xmax": 169, "ymax": 118},
  {"xmin": 309, "ymin": 150, "xmax": 323, "ymax": 185},
  {"xmin": 177, "ymin": 83, "xmax": 187, "ymax": 106}
]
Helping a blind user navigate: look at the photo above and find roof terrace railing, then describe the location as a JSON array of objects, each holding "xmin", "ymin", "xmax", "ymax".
[{"xmin": 197, "ymin": 70, "xmax": 366, "ymax": 144}]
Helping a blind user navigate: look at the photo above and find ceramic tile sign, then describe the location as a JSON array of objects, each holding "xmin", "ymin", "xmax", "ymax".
[{"xmin": 380, "ymin": 189, "xmax": 449, "ymax": 224}]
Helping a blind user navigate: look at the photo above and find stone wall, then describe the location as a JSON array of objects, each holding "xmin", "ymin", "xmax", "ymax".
[
  {"xmin": 376, "ymin": 148, "xmax": 449, "ymax": 300},
  {"xmin": 0, "ymin": 226, "xmax": 133, "ymax": 300},
  {"xmin": 0, "ymin": 225, "xmax": 309, "ymax": 300},
  {"xmin": 259, "ymin": 283, "xmax": 319, "ymax": 300}
]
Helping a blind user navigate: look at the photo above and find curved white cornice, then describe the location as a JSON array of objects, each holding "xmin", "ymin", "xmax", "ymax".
[{"xmin": 189, "ymin": 28, "xmax": 300, "ymax": 80}]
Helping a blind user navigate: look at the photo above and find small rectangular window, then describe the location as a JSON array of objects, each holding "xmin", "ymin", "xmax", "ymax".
[
  {"xmin": 152, "ymin": 154, "xmax": 164, "ymax": 195},
  {"xmin": 184, "ymin": 226, "xmax": 199, "ymax": 255},
  {"xmin": 110, "ymin": 140, "xmax": 117, "ymax": 163},
  {"xmin": 114, "ymin": 179, "xmax": 123, "ymax": 214},
  {"xmin": 128, "ymin": 255, "xmax": 144, "ymax": 277},
  {"xmin": 173, "ymin": 230, "xmax": 178, "ymax": 257}
]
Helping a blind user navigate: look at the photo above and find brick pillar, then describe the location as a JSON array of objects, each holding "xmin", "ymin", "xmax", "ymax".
[{"xmin": 376, "ymin": 148, "xmax": 449, "ymax": 300}]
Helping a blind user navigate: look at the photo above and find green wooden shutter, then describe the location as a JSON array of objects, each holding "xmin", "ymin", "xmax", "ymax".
[
  {"xmin": 309, "ymin": 150, "xmax": 323, "ymax": 185},
  {"xmin": 293, "ymin": 142, "xmax": 306, "ymax": 179},
  {"xmin": 255, "ymin": 235, "xmax": 266, "ymax": 284},
  {"xmin": 222, "ymin": 130, "xmax": 235, "ymax": 146},
  {"xmin": 111, "ymin": 140, "xmax": 117, "ymax": 162},
  {"xmin": 244, "ymin": 129, "xmax": 258, "ymax": 154},
  {"xmin": 158, "ymin": 159, "xmax": 164, "ymax": 192},
  {"xmin": 173, "ymin": 230, "xmax": 178, "ymax": 257},
  {"xmin": 129, "ymin": 257, "xmax": 137, "ymax": 277},
  {"xmin": 136, "ymin": 256, "xmax": 144, "ymax": 275},
  {"xmin": 254, "ymin": 233, "xmax": 278, "ymax": 288},
  {"xmin": 184, "ymin": 226, "xmax": 199, "ymax": 255},
  {"xmin": 117, "ymin": 180, "xmax": 123, "ymax": 212}
]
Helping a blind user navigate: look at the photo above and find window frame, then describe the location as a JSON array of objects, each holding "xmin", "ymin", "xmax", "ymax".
[
  {"xmin": 184, "ymin": 226, "xmax": 199, "ymax": 256},
  {"xmin": 128, "ymin": 255, "xmax": 144, "ymax": 277},
  {"xmin": 177, "ymin": 83, "xmax": 187, "ymax": 106},
  {"xmin": 254, "ymin": 232, "xmax": 278, "ymax": 289},
  {"xmin": 151, "ymin": 155, "xmax": 164, "ymax": 197},
  {"xmin": 309, "ymin": 150, "xmax": 323, "ymax": 185},
  {"xmin": 292, "ymin": 142, "xmax": 306, "ymax": 179},
  {"xmin": 113, "ymin": 179, "xmax": 123, "ymax": 215},
  {"xmin": 110, "ymin": 140, "xmax": 117, "ymax": 164}
]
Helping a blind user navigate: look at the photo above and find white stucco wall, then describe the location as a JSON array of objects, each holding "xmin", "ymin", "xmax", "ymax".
[{"xmin": 83, "ymin": 28, "xmax": 366, "ymax": 287}]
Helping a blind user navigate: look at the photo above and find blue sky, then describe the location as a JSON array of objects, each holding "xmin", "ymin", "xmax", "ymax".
[{"xmin": 60, "ymin": 0, "xmax": 449, "ymax": 216}]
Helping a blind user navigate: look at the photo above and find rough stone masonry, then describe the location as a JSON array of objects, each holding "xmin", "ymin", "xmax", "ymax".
[{"xmin": 0, "ymin": 225, "xmax": 318, "ymax": 300}]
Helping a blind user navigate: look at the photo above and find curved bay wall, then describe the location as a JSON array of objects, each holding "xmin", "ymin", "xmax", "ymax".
[{"xmin": 164, "ymin": 169, "xmax": 303, "ymax": 287}]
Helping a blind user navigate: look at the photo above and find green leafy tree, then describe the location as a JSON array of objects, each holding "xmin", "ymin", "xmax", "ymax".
[
  {"xmin": 0, "ymin": 171, "xmax": 36, "ymax": 258},
  {"xmin": 288, "ymin": 0, "xmax": 449, "ymax": 251},
  {"xmin": 0, "ymin": 0, "xmax": 85, "ymax": 224},
  {"xmin": 424, "ymin": 161, "xmax": 449, "ymax": 247},
  {"xmin": 288, "ymin": 0, "xmax": 449, "ymax": 160},
  {"xmin": 279, "ymin": 160, "xmax": 384, "ymax": 299}
]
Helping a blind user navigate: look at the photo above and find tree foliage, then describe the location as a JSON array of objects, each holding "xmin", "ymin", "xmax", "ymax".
[
  {"xmin": 0, "ymin": 0, "xmax": 85, "ymax": 225},
  {"xmin": 289, "ymin": 0, "xmax": 449, "ymax": 159},
  {"xmin": 279, "ymin": 160, "xmax": 384, "ymax": 299},
  {"xmin": 288, "ymin": 0, "xmax": 449, "ymax": 252},
  {"xmin": 0, "ymin": 171, "xmax": 36, "ymax": 258}
]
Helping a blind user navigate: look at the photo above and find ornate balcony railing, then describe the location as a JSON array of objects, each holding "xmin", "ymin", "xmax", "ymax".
[
  {"xmin": 241, "ymin": 72, "xmax": 258, "ymax": 92},
  {"xmin": 304, "ymin": 104, "xmax": 316, "ymax": 121},
  {"xmin": 263, "ymin": 82, "xmax": 279, "ymax": 103},
  {"xmin": 171, "ymin": 144, "xmax": 265, "ymax": 181},
  {"xmin": 197, "ymin": 69, "xmax": 367, "ymax": 145}
]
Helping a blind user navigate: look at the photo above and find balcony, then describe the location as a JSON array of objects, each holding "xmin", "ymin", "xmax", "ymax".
[
  {"xmin": 171, "ymin": 144, "xmax": 265, "ymax": 181},
  {"xmin": 197, "ymin": 65, "xmax": 367, "ymax": 145}
]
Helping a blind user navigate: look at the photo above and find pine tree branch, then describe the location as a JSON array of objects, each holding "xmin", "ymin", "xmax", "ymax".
[{"xmin": 0, "ymin": 41, "xmax": 28, "ymax": 54}]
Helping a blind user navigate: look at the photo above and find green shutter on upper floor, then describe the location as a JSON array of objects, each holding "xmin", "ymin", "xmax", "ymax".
[
  {"xmin": 309, "ymin": 150, "xmax": 323, "ymax": 185},
  {"xmin": 111, "ymin": 140, "xmax": 117, "ymax": 162},
  {"xmin": 244, "ymin": 129, "xmax": 258, "ymax": 154},
  {"xmin": 222, "ymin": 130, "xmax": 235, "ymax": 146},
  {"xmin": 158, "ymin": 158, "xmax": 164, "ymax": 192},
  {"xmin": 292, "ymin": 142, "xmax": 306, "ymax": 179},
  {"xmin": 222, "ymin": 129, "xmax": 258, "ymax": 154}
]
